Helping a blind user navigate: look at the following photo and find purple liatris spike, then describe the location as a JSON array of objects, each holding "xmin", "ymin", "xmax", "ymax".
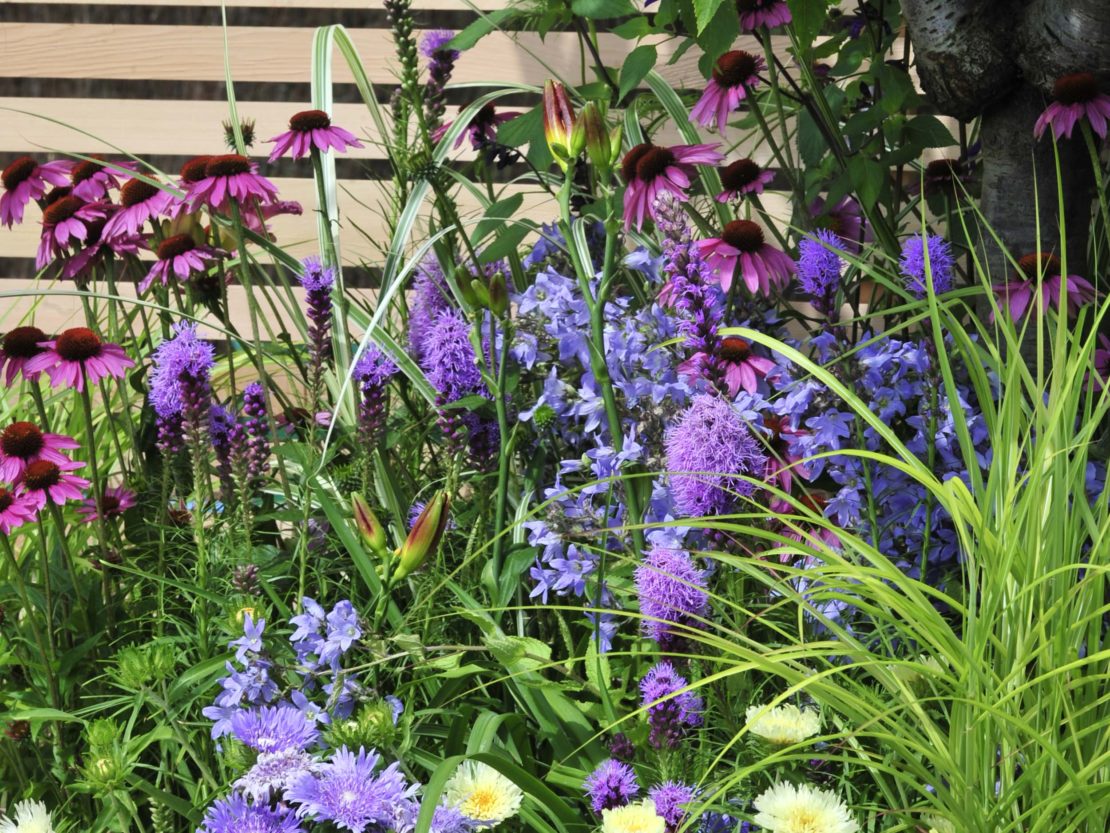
[
  {"xmin": 609, "ymin": 733, "xmax": 635, "ymax": 762},
  {"xmin": 899, "ymin": 233, "xmax": 954, "ymax": 297},
  {"xmin": 664, "ymin": 394, "xmax": 766, "ymax": 518},
  {"xmin": 299, "ymin": 256, "xmax": 335, "ymax": 389},
  {"xmin": 634, "ymin": 546, "xmax": 710, "ymax": 651},
  {"xmin": 242, "ymin": 382, "xmax": 271, "ymax": 482},
  {"xmin": 210, "ymin": 404, "xmax": 236, "ymax": 498},
  {"xmin": 149, "ymin": 322, "xmax": 215, "ymax": 456},
  {"xmin": 639, "ymin": 661, "xmax": 702, "ymax": 749},
  {"xmin": 584, "ymin": 759, "xmax": 639, "ymax": 814},
  {"xmin": 353, "ymin": 344, "xmax": 398, "ymax": 447},
  {"xmin": 409, "ymin": 255, "xmax": 452, "ymax": 364},
  {"xmin": 421, "ymin": 30, "xmax": 458, "ymax": 131},
  {"xmin": 796, "ymin": 229, "xmax": 843, "ymax": 312},
  {"xmin": 419, "ymin": 308, "xmax": 484, "ymax": 456}
]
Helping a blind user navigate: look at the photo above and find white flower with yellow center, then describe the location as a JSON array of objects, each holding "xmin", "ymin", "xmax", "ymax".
[
  {"xmin": 444, "ymin": 761, "xmax": 523, "ymax": 829},
  {"xmin": 753, "ymin": 782, "xmax": 858, "ymax": 833},
  {"xmin": 0, "ymin": 800, "xmax": 56, "ymax": 833},
  {"xmin": 601, "ymin": 799, "xmax": 667, "ymax": 833},
  {"xmin": 745, "ymin": 703, "xmax": 821, "ymax": 746}
]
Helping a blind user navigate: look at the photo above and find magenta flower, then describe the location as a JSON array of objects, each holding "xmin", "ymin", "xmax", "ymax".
[
  {"xmin": 1094, "ymin": 334, "xmax": 1110, "ymax": 390},
  {"xmin": 16, "ymin": 458, "xmax": 90, "ymax": 510},
  {"xmin": 70, "ymin": 156, "xmax": 133, "ymax": 201},
  {"xmin": 620, "ymin": 141, "xmax": 723, "ymax": 231},
  {"xmin": 23, "ymin": 327, "xmax": 134, "ymax": 392},
  {"xmin": 432, "ymin": 102, "xmax": 520, "ymax": 150},
  {"xmin": 239, "ymin": 199, "xmax": 304, "ymax": 238},
  {"xmin": 694, "ymin": 219, "xmax": 794, "ymax": 294},
  {"xmin": 57, "ymin": 208, "xmax": 144, "ymax": 282},
  {"xmin": 715, "ymin": 336, "xmax": 776, "ymax": 396},
  {"xmin": 140, "ymin": 234, "xmax": 225, "ymax": 293},
  {"xmin": 735, "ymin": 0, "xmax": 792, "ymax": 32},
  {"xmin": 102, "ymin": 177, "xmax": 176, "ymax": 239},
  {"xmin": 36, "ymin": 193, "xmax": 109, "ymax": 268},
  {"xmin": 691, "ymin": 50, "xmax": 765, "ymax": 134},
  {"xmin": 1, "ymin": 156, "xmax": 72, "ymax": 228},
  {"xmin": 76, "ymin": 484, "xmax": 136, "ymax": 523},
  {"xmin": 809, "ymin": 195, "xmax": 870, "ymax": 254},
  {"xmin": 992, "ymin": 253, "xmax": 1096, "ymax": 322},
  {"xmin": 0, "ymin": 326, "xmax": 49, "ymax": 385},
  {"xmin": 267, "ymin": 109, "xmax": 364, "ymax": 162},
  {"xmin": 0, "ymin": 421, "xmax": 81, "ymax": 482},
  {"xmin": 715, "ymin": 158, "xmax": 775, "ymax": 202},
  {"xmin": 762, "ymin": 413, "xmax": 809, "ymax": 495},
  {"xmin": 1034, "ymin": 72, "xmax": 1110, "ymax": 140},
  {"xmin": 185, "ymin": 154, "xmax": 280, "ymax": 213},
  {"xmin": 0, "ymin": 486, "xmax": 38, "ymax": 533}
]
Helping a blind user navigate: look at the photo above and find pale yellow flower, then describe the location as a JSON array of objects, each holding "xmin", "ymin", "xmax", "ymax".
[
  {"xmin": 0, "ymin": 800, "xmax": 56, "ymax": 833},
  {"xmin": 753, "ymin": 782, "xmax": 858, "ymax": 833},
  {"xmin": 601, "ymin": 800, "xmax": 666, "ymax": 833},
  {"xmin": 745, "ymin": 703, "xmax": 821, "ymax": 746},
  {"xmin": 444, "ymin": 761, "xmax": 523, "ymax": 829}
]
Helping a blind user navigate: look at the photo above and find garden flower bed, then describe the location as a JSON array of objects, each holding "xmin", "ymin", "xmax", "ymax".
[{"xmin": 0, "ymin": 2, "xmax": 1108, "ymax": 833}]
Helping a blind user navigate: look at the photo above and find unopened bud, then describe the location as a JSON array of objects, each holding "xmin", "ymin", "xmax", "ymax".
[
  {"xmin": 353, "ymin": 493, "xmax": 388, "ymax": 554},
  {"xmin": 543, "ymin": 80, "xmax": 578, "ymax": 171},
  {"xmin": 394, "ymin": 492, "xmax": 449, "ymax": 580},
  {"xmin": 488, "ymin": 272, "xmax": 509, "ymax": 317},
  {"xmin": 581, "ymin": 102, "xmax": 613, "ymax": 176}
]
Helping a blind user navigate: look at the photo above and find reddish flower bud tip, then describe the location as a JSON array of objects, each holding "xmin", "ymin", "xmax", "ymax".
[
  {"xmin": 352, "ymin": 493, "xmax": 388, "ymax": 553},
  {"xmin": 395, "ymin": 492, "xmax": 449, "ymax": 580}
]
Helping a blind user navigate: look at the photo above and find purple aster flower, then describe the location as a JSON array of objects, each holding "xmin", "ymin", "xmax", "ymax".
[
  {"xmin": 140, "ymin": 233, "xmax": 224, "ymax": 293},
  {"xmin": 796, "ymin": 229, "xmax": 843, "ymax": 305},
  {"xmin": 715, "ymin": 158, "xmax": 775, "ymax": 202},
  {"xmin": 735, "ymin": 0, "xmax": 792, "ymax": 32},
  {"xmin": 267, "ymin": 109, "xmax": 364, "ymax": 162},
  {"xmin": 634, "ymin": 546, "xmax": 709, "ymax": 650},
  {"xmin": 584, "ymin": 759, "xmax": 640, "ymax": 814},
  {"xmin": 429, "ymin": 804, "xmax": 475, "ymax": 833},
  {"xmin": 230, "ymin": 705, "xmax": 319, "ymax": 754},
  {"xmin": 639, "ymin": 661, "xmax": 703, "ymax": 749},
  {"xmin": 236, "ymin": 748, "xmax": 322, "ymax": 802},
  {"xmin": 186, "ymin": 154, "xmax": 280, "ymax": 213},
  {"xmin": 1, "ymin": 155, "xmax": 72, "ymax": 228},
  {"xmin": 1034, "ymin": 72, "xmax": 1110, "ymax": 140},
  {"xmin": 691, "ymin": 51, "xmax": 766, "ymax": 134},
  {"xmin": 286, "ymin": 746, "xmax": 417, "ymax": 833},
  {"xmin": 648, "ymin": 782, "xmax": 696, "ymax": 833},
  {"xmin": 621, "ymin": 141, "xmax": 723, "ymax": 231},
  {"xmin": 199, "ymin": 793, "xmax": 305, "ymax": 833},
  {"xmin": 899, "ymin": 233, "xmax": 954, "ymax": 297},
  {"xmin": 665, "ymin": 394, "xmax": 766, "ymax": 518}
]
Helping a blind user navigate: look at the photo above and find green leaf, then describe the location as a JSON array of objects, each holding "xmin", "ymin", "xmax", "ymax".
[
  {"xmin": 497, "ymin": 105, "xmax": 553, "ymax": 170},
  {"xmin": 471, "ymin": 194, "xmax": 524, "ymax": 245},
  {"xmin": 788, "ymin": 0, "xmax": 829, "ymax": 49},
  {"xmin": 847, "ymin": 154, "xmax": 884, "ymax": 210},
  {"xmin": 797, "ymin": 108, "xmax": 826, "ymax": 166},
  {"xmin": 693, "ymin": 0, "xmax": 727, "ymax": 33},
  {"xmin": 694, "ymin": 0, "xmax": 740, "ymax": 70},
  {"xmin": 571, "ymin": 0, "xmax": 636, "ymax": 17},
  {"xmin": 449, "ymin": 9, "xmax": 513, "ymax": 51},
  {"xmin": 479, "ymin": 223, "xmax": 532, "ymax": 264},
  {"xmin": 612, "ymin": 16, "xmax": 652, "ymax": 39},
  {"xmin": 904, "ymin": 115, "xmax": 957, "ymax": 149},
  {"xmin": 618, "ymin": 44, "xmax": 658, "ymax": 103}
]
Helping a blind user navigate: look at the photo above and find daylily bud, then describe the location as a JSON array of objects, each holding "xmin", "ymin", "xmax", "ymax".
[
  {"xmin": 470, "ymin": 277, "xmax": 491, "ymax": 309},
  {"xmin": 543, "ymin": 80, "xmax": 578, "ymax": 171},
  {"xmin": 352, "ymin": 493, "xmax": 388, "ymax": 554},
  {"xmin": 394, "ymin": 492, "xmax": 449, "ymax": 581},
  {"xmin": 488, "ymin": 271, "xmax": 509, "ymax": 317},
  {"xmin": 608, "ymin": 124, "xmax": 624, "ymax": 172},
  {"xmin": 581, "ymin": 102, "xmax": 613, "ymax": 176}
]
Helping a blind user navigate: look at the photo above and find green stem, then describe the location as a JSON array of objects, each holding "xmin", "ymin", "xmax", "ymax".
[
  {"xmin": 0, "ymin": 534, "xmax": 62, "ymax": 715},
  {"xmin": 490, "ymin": 315, "xmax": 514, "ymax": 577},
  {"xmin": 310, "ymin": 149, "xmax": 353, "ymax": 401}
]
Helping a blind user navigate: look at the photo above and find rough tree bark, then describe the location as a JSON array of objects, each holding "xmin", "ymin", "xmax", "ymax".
[{"xmin": 902, "ymin": 0, "xmax": 1110, "ymax": 281}]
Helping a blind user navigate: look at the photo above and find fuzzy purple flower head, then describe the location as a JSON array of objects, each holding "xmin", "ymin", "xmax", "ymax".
[
  {"xmin": 230, "ymin": 705, "xmax": 319, "ymax": 754},
  {"xmin": 421, "ymin": 309, "xmax": 482, "ymax": 402},
  {"xmin": 665, "ymin": 394, "xmax": 766, "ymax": 518},
  {"xmin": 639, "ymin": 661, "xmax": 703, "ymax": 748},
  {"xmin": 796, "ymin": 229, "xmax": 843, "ymax": 301},
  {"xmin": 199, "ymin": 793, "xmax": 305, "ymax": 833},
  {"xmin": 635, "ymin": 547, "xmax": 710, "ymax": 650},
  {"xmin": 149, "ymin": 322, "xmax": 215, "ymax": 418},
  {"xmin": 421, "ymin": 30, "xmax": 458, "ymax": 59},
  {"xmin": 900, "ymin": 233, "xmax": 954, "ymax": 297},
  {"xmin": 584, "ymin": 759, "xmax": 640, "ymax": 814},
  {"xmin": 648, "ymin": 782, "xmax": 697, "ymax": 833}
]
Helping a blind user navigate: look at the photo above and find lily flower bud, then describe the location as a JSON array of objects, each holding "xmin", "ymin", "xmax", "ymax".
[
  {"xmin": 543, "ymin": 80, "xmax": 578, "ymax": 171},
  {"xmin": 394, "ymin": 492, "xmax": 449, "ymax": 581},
  {"xmin": 581, "ymin": 102, "xmax": 614, "ymax": 177},
  {"xmin": 352, "ymin": 493, "xmax": 388, "ymax": 555}
]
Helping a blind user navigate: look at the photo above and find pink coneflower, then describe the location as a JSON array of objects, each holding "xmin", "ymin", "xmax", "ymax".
[
  {"xmin": 58, "ymin": 208, "xmax": 144, "ymax": 282},
  {"xmin": 267, "ymin": 109, "xmax": 364, "ymax": 162},
  {"xmin": 714, "ymin": 336, "xmax": 776, "ymax": 396},
  {"xmin": 691, "ymin": 50, "xmax": 766, "ymax": 134},
  {"xmin": 0, "ymin": 326, "xmax": 49, "ymax": 385},
  {"xmin": 716, "ymin": 158, "xmax": 775, "ymax": 202},
  {"xmin": 621, "ymin": 141, "xmax": 723, "ymax": 230},
  {"xmin": 239, "ymin": 199, "xmax": 304, "ymax": 238},
  {"xmin": 140, "ymin": 234, "xmax": 225, "ymax": 293},
  {"xmin": 0, "ymin": 486, "xmax": 38, "ymax": 533},
  {"xmin": 780, "ymin": 492, "xmax": 840, "ymax": 559},
  {"xmin": 35, "ymin": 194, "xmax": 109, "ymax": 268},
  {"xmin": 101, "ymin": 177, "xmax": 175, "ymax": 239},
  {"xmin": 0, "ymin": 421, "xmax": 81, "ymax": 482},
  {"xmin": 735, "ymin": 0, "xmax": 792, "ymax": 32},
  {"xmin": 992, "ymin": 252, "xmax": 1096, "ymax": 322},
  {"xmin": 185, "ymin": 154, "xmax": 280, "ymax": 213},
  {"xmin": 69, "ymin": 156, "xmax": 133, "ymax": 201},
  {"xmin": 76, "ymin": 484, "xmax": 136, "ymax": 523},
  {"xmin": 1095, "ymin": 334, "xmax": 1110, "ymax": 388},
  {"xmin": 694, "ymin": 219, "xmax": 795, "ymax": 294},
  {"xmin": 16, "ymin": 459, "xmax": 90, "ymax": 510},
  {"xmin": 432, "ymin": 102, "xmax": 521, "ymax": 150},
  {"xmin": 1034, "ymin": 72, "xmax": 1110, "ymax": 140},
  {"xmin": 763, "ymin": 414, "xmax": 808, "ymax": 495},
  {"xmin": 1, "ymin": 155, "xmax": 72, "ymax": 228},
  {"xmin": 23, "ymin": 327, "xmax": 134, "ymax": 392},
  {"xmin": 809, "ymin": 195, "xmax": 869, "ymax": 254}
]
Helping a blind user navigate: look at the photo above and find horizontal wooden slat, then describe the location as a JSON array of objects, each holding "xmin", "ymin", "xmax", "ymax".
[{"xmin": 0, "ymin": 25, "xmax": 741, "ymax": 90}]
